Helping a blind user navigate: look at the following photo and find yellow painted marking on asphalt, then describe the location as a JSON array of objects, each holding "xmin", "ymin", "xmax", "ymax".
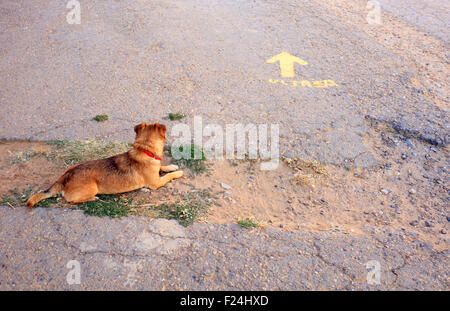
[
  {"xmin": 268, "ymin": 79, "xmax": 339, "ymax": 88},
  {"xmin": 301, "ymin": 80, "xmax": 312, "ymax": 87},
  {"xmin": 266, "ymin": 52, "xmax": 308, "ymax": 78}
]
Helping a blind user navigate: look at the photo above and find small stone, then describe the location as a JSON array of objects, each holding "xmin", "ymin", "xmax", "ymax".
[
  {"xmin": 380, "ymin": 189, "xmax": 390, "ymax": 195},
  {"xmin": 424, "ymin": 221, "xmax": 432, "ymax": 227},
  {"xmin": 395, "ymin": 209, "xmax": 401, "ymax": 214},
  {"xmin": 401, "ymin": 153, "xmax": 407, "ymax": 160},
  {"xmin": 447, "ymin": 216, "xmax": 450, "ymax": 222},
  {"xmin": 409, "ymin": 220, "xmax": 418, "ymax": 226},
  {"xmin": 406, "ymin": 139, "xmax": 415, "ymax": 149},
  {"xmin": 220, "ymin": 183, "xmax": 232, "ymax": 190},
  {"xmin": 440, "ymin": 229, "xmax": 446, "ymax": 234},
  {"xmin": 409, "ymin": 188, "xmax": 416, "ymax": 194},
  {"xmin": 141, "ymin": 188, "xmax": 150, "ymax": 193}
]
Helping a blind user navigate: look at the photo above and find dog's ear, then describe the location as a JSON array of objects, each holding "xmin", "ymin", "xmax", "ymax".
[
  {"xmin": 158, "ymin": 124, "xmax": 167, "ymax": 134},
  {"xmin": 134, "ymin": 123, "xmax": 147, "ymax": 134},
  {"xmin": 155, "ymin": 123, "xmax": 167, "ymax": 139}
]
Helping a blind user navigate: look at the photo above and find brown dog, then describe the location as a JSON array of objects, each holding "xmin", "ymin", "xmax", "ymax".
[{"xmin": 27, "ymin": 123, "xmax": 183, "ymax": 208}]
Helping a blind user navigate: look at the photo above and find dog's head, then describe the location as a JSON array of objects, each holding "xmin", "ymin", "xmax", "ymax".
[
  {"xmin": 133, "ymin": 123, "xmax": 167, "ymax": 158},
  {"xmin": 134, "ymin": 123, "xmax": 167, "ymax": 143}
]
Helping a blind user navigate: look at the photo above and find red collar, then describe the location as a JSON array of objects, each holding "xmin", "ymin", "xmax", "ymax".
[{"xmin": 138, "ymin": 149, "xmax": 162, "ymax": 161}]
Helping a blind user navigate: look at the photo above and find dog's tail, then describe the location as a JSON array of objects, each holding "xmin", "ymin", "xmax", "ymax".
[{"xmin": 27, "ymin": 182, "xmax": 63, "ymax": 208}]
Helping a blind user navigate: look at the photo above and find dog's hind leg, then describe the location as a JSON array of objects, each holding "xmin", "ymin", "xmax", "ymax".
[
  {"xmin": 63, "ymin": 183, "xmax": 99, "ymax": 204},
  {"xmin": 27, "ymin": 181, "xmax": 63, "ymax": 208}
]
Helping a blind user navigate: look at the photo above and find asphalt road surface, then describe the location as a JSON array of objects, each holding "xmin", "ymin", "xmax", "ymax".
[
  {"xmin": 378, "ymin": 0, "xmax": 450, "ymax": 42},
  {"xmin": 0, "ymin": 0, "xmax": 448, "ymax": 290},
  {"xmin": 1, "ymin": 0, "xmax": 448, "ymax": 164},
  {"xmin": 1, "ymin": 207, "xmax": 448, "ymax": 290}
]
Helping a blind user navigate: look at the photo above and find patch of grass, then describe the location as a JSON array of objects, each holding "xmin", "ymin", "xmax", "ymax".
[
  {"xmin": 169, "ymin": 144, "xmax": 208, "ymax": 175},
  {"xmin": 1, "ymin": 195, "xmax": 16, "ymax": 206},
  {"xmin": 8, "ymin": 148, "xmax": 47, "ymax": 165},
  {"xmin": 147, "ymin": 189, "xmax": 212, "ymax": 226},
  {"xmin": 35, "ymin": 196, "xmax": 59, "ymax": 208},
  {"xmin": 3, "ymin": 187, "xmax": 34, "ymax": 205},
  {"xmin": 93, "ymin": 114, "xmax": 109, "ymax": 122},
  {"xmin": 237, "ymin": 216, "xmax": 264, "ymax": 229},
  {"xmin": 1, "ymin": 187, "xmax": 133, "ymax": 216},
  {"xmin": 167, "ymin": 113, "xmax": 185, "ymax": 121},
  {"xmin": 77, "ymin": 194, "xmax": 133, "ymax": 218},
  {"xmin": 46, "ymin": 140, "xmax": 131, "ymax": 165}
]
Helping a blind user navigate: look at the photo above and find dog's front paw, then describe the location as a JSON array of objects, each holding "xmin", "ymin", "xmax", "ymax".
[
  {"xmin": 167, "ymin": 164, "xmax": 179, "ymax": 171},
  {"xmin": 161, "ymin": 164, "xmax": 179, "ymax": 172},
  {"xmin": 173, "ymin": 170, "xmax": 184, "ymax": 179}
]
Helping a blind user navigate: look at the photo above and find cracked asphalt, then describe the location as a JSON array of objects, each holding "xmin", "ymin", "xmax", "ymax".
[
  {"xmin": 1, "ymin": 206, "xmax": 448, "ymax": 290},
  {"xmin": 0, "ymin": 0, "xmax": 449, "ymax": 290}
]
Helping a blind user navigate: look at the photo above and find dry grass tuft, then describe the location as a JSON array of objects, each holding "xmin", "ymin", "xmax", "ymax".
[
  {"xmin": 283, "ymin": 157, "xmax": 327, "ymax": 187},
  {"xmin": 46, "ymin": 140, "xmax": 131, "ymax": 165}
]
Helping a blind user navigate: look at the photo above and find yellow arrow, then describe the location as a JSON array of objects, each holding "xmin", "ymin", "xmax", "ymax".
[{"xmin": 266, "ymin": 52, "xmax": 308, "ymax": 78}]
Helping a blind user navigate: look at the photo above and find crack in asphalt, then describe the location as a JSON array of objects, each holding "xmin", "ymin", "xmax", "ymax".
[
  {"xmin": 311, "ymin": 239, "xmax": 353, "ymax": 290},
  {"xmin": 45, "ymin": 212, "xmax": 185, "ymax": 260},
  {"xmin": 365, "ymin": 114, "xmax": 447, "ymax": 146}
]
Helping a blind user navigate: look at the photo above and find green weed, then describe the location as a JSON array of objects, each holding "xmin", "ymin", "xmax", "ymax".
[
  {"xmin": 169, "ymin": 144, "xmax": 208, "ymax": 175},
  {"xmin": 167, "ymin": 113, "xmax": 185, "ymax": 121},
  {"xmin": 77, "ymin": 194, "xmax": 133, "ymax": 218},
  {"xmin": 147, "ymin": 189, "xmax": 212, "ymax": 226},
  {"xmin": 237, "ymin": 216, "xmax": 263, "ymax": 229},
  {"xmin": 93, "ymin": 114, "xmax": 109, "ymax": 122}
]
